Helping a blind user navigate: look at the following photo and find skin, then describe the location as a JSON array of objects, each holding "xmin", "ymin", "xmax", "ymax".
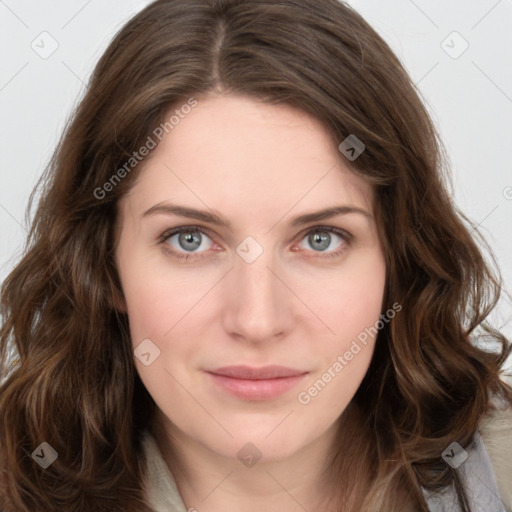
[{"xmin": 114, "ymin": 92, "xmax": 387, "ymax": 511}]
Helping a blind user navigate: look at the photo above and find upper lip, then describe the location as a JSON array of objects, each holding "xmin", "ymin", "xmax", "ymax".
[{"xmin": 207, "ymin": 365, "xmax": 307, "ymax": 380}]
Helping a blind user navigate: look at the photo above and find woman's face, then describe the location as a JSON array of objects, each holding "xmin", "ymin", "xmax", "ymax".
[{"xmin": 115, "ymin": 93, "xmax": 387, "ymax": 462}]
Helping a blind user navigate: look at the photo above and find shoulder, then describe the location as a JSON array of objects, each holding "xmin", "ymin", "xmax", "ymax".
[
  {"xmin": 423, "ymin": 401, "xmax": 512, "ymax": 511},
  {"xmin": 478, "ymin": 402, "xmax": 512, "ymax": 510}
]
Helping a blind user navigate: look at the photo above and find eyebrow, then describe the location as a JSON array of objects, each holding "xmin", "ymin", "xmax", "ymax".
[{"xmin": 142, "ymin": 202, "xmax": 372, "ymax": 227}]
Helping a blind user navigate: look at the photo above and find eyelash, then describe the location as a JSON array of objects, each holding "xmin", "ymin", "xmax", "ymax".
[{"xmin": 158, "ymin": 225, "xmax": 352, "ymax": 261}]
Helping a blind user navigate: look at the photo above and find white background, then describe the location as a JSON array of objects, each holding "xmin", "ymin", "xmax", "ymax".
[{"xmin": 1, "ymin": 0, "xmax": 511, "ymax": 370}]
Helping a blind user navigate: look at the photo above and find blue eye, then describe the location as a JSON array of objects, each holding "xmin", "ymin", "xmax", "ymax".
[
  {"xmin": 160, "ymin": 227, "xmax": 215, "ymax": 261},
  {"xmin": 297, "ymin": 227, "xmax": 349, "ymax": 259},
  {"xmin": 159, "ymin": 225, "xmax": 352, "ymax": 261}
]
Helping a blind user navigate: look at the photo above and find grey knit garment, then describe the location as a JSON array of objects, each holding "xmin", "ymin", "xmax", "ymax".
[
  {"xmin": 142, "ymin": 429, "xmax": 508, "ymax": 511},
  {"xmin": 422, "ymin": 430, "xmax": 508, "ymax": 512}
]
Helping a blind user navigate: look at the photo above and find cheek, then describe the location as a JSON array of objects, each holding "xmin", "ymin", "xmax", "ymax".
[
  {"xmin": 123, "ymin": 271, "xmax": 197, "ymax": 421},
  {"xmin": 119, "ymin": 253, "xmax": 212, "ymax": 397},
  {"xmin": 306, "ymin": 248, "xmax": 387, "ymax": 341},
  {"xmin": 295, "ymin": 249, "xmax": 386, "ymax": 406},
  {"xmin": 122, "ymin": 281, "xmax": 172, "ymax": 344},
  {"xmin": 119, "ymin": 247, "xmax": 204, "ymax": 343}
]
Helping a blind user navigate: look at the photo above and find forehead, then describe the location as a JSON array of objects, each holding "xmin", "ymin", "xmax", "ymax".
[{"xmin": 120, "ymin": 93, "xmax": 373, "ymax": 223}]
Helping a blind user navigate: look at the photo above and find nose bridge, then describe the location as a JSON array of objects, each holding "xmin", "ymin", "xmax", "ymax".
[{"xmin": 224, "ymin": 236, "xmax": 289, "ymax": 341}]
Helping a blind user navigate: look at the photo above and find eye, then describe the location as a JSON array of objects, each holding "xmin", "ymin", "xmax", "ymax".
[
  {"xmin": 295, "ymin": 226, "xmax": 351, "ymax": 259},
  {"xmin": 159, "ymin": 226, "xmax": 216, "ymax": 261},
  {"xmin": 158, "ymin": 225, "xmax": 352, "ymax": 261}
]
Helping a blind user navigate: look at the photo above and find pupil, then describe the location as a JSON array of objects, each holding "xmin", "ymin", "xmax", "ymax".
[
  {"xmin": 180, "ymin": 231, "xmax": 200, "ymax": 251},
  {"xmin": 311, "ymin": 232, "xmax": 329, "ymax": 251}
]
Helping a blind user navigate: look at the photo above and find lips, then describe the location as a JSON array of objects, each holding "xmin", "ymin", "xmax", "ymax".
[
  {"xmin": 205, "ymin": 365, "xmax": 308, "ymax": 401},
  {"xmin": 208, "ymin": 365, "xmax": 307, "ymax": 379}
]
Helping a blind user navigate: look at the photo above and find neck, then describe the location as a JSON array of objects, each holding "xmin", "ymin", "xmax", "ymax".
[{"xmin": 151, "ymin": 405, "xmax": 364, "ymax": 512}]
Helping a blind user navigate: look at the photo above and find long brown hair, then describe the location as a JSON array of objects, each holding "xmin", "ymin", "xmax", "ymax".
[{"xmin": 1, "ymin": 0, "xmax": 511, "ymax": 510}]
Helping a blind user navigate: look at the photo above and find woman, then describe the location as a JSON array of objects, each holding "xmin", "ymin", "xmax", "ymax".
[{"xmin": 1, "ymin": 0, "xmax": 511, "ymax": 511}]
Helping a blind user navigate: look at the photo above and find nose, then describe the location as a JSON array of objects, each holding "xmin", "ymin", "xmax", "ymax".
[{"xmin": 222, "ymin": 246, "xmax": 294, "ymax": 344}]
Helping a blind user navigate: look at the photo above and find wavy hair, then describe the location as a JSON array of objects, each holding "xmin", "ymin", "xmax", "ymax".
[{"xmin": 1, "ymin": 0, "xmax": 511, "ymax": 510}]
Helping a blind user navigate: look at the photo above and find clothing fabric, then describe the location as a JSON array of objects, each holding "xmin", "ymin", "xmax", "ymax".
[
  {"xmin": 142, "ymin": 432, "xmax": 188, "ymax": 512},
  {"xmin": 422, "ymin": 430, "xmax": 508, "ymax": 511},
  {"xmin": 141, "ymin": 407, "xmax": 512, "ymax": 512}
]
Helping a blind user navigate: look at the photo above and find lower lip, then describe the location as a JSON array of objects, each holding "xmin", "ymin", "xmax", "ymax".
[{"xmin": 206, "ymin": 372, "xmax": 308, "ymax": 401}]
